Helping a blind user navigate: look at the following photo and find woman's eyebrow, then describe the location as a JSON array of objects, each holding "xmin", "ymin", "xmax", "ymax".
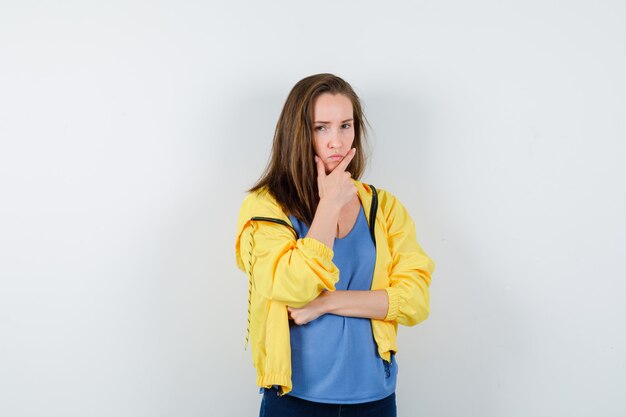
[{"xmin": 314, "ymin": 118, "xmax": 354, "ymax": 124}]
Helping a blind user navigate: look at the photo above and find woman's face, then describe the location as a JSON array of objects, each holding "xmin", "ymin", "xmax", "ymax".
[{"xmin": 311, "ymin": 93, "xmax": 355, "ymax": 174}]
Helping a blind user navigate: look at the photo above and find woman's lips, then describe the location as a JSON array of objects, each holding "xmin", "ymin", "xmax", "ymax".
[{"xmin": 328, "ymin": 155, "xmax": 343, "ymax": 161}]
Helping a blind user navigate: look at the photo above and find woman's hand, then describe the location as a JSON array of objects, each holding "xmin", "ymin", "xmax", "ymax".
[
  {"xmin": 287, "ymin": 291, "xmax": 330, "ymax": 325},
  {"xmin": 316, "ymin": 148, "xmax": 357, "ymax": 210},
  {"xmin": 305, "ymin": 148, "xmax": 357, "ymax": 249},
  {"xmin": 287, "ymin": 289, "xmax": 389, "ymax": 325}
]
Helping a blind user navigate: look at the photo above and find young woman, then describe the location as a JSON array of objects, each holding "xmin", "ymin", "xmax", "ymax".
[{"xmin": 235, "ymin": 73, "xmax": 434, "ymax": 417}]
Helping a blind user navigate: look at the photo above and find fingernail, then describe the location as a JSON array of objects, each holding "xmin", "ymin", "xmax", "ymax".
[{"xmin": 315, "ymin": 156, "xmax": 319, "ymax": 162}]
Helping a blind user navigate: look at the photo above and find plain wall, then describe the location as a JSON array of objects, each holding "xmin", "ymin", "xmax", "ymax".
[{"xmin": 1, "ymin": 1, "xmax": 625, "ymax": 416}]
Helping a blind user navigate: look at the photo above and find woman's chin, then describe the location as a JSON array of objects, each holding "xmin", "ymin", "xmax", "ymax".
[{"xmin": 324, "ymin": 161, "xmax": 339, "ymax": 174}]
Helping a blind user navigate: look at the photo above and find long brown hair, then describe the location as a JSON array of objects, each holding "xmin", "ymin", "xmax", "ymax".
[{"xmin": 250, "ymin": 73, "xmax": 368, "ymax": 225}]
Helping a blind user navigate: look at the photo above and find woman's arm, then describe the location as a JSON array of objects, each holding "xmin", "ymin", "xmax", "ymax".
[
  {"xmin": 306, "ymin": 150, "xmax": 357, "ymax": 249},
  {"xmin": 287, "ymin": 289, "xmax": 388, "ymax": 325},
  {"xmin": 235, "ymin": 151, "xmax": 359, "ymax": 308},
  {"xmin": 288, "ymin": 191, "xmax": 435, "ymax": 327},
  {"xmin": 380, "ymin": 191, "xmax": 434, "ymax": 326}
]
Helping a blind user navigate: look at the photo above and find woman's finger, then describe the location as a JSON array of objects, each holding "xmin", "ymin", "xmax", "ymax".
[
  {"xmin": 333, "ymin": 148, "xmax": 356, "ymax": 173},
  {"xmin": 315, "ymin": 155, "xmax": 326, "ymax": 179}
]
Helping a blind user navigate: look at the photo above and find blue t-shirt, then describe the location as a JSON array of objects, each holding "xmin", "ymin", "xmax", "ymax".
[{"xmin": 286, "ymin": 205, "xmax": 397, "ymax": 404}]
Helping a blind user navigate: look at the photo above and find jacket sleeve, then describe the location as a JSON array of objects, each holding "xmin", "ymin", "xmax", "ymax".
[
  {"xmin": 236, "ymin": 212, "xmax": 340, "ymax": 309},
  {"xmin": 381, "ymin": 193, "xmax": 435, "ymax": 326}
]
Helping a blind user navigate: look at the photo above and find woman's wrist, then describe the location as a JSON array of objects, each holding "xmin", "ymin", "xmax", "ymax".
[
  {"xmin": 306, "ymin": 198, "xmax": 342, "ymax": 249},
  {"xmin": 317, "ymin": 197, "xmax": 343, "ymax": 215},
  {"xmin": 317, "ymin": 291, "xmax": 334, "ymax": 315}
]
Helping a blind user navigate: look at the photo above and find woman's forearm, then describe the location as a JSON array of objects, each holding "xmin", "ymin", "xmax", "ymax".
[
  {"xmin": 287, "ymin": 289, "xmax": 389, "ymax": 325},
  {"xmin": 305, "ymin": 198, "xmax": 341, "ymax": 250},
  {"xmin": 322, "ymin": 289, "xmax": 389, "ymax": 320}
]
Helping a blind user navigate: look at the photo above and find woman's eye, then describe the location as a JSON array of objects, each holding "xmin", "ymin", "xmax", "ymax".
[
  {"xmin": 342, "ymin": 123, "xmax": 351, "ymax": 129},
  {"xmin": 315, "ymin": 126, "xmax": 326, "ymax": 131}
]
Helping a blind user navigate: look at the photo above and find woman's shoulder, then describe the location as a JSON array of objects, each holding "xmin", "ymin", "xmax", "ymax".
[
  {"xmin": 241, "ymin": 186, "xmax": 276, "ymax": 207},
  {"xmin": 237, "ymin": 187, "xmax": 289, "ymax": 226},
  {"xmin": 235, "ymin": 188, "xmax": 291, "ymax": 266},
  {"xmin": 355, "ymin": 180, "xmax": 400, "ymax": 210}
]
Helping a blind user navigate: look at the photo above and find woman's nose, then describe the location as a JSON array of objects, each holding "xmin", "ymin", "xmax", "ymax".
[{"xmin": 328, "ymin": 131, "xmax": 341, "ymax": 148}]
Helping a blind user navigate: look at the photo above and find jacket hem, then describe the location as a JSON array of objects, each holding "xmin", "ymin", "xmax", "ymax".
[{"xmin": 257, "ymin": 373, "xmax": 292, "ymax": 395}]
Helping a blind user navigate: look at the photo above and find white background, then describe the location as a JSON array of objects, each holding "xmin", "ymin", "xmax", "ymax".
[{"xmin": 1, "ymin": 1, "xmax": 625, "ymax": 416}]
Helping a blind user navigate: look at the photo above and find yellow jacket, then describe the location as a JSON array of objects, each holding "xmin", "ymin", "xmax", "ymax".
[{"xmin": 235, "ymin": 180, "xmax": 434, "ymax": 395}]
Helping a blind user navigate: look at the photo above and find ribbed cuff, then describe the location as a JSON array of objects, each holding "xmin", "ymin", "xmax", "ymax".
[
  {"xmin": 298, "ymin": 237, "xmax": 334, "ymax": 261},
  {"xmin": 383, "ymin": 287, "xmax": 401, "ymax": 321},
  {"xmin": 258, "ymin": 374, "xmax": 292, "ymax": 396}
]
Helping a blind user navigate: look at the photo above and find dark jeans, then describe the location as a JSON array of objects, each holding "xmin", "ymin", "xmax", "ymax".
[{"xmin": 259, "ymin": 388, "xmax": 397, "ymax": 417}]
